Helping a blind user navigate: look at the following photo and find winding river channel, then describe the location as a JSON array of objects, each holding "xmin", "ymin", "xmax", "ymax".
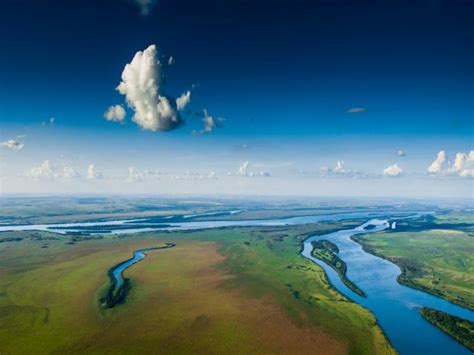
[{"xmin": 1, "ymin": 210, "xmax": 473, "ymax": 354}]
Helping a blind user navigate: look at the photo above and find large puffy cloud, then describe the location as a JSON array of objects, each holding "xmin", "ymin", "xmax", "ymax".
[
  {"xmin": 1, "ymin": 139, "xmax": 24, "ymax": 150},
  {"xmin": 427, "ymin": 150, "xmax": 474, "ymax": 178},
  {"xmin": 104, "ymin": 105, "xmax": 126, "ymax": 123},
  {"xmin": 383, "ymin": 164, "xmax": 403, "ymax": 177},
  {"xmin": 117, "ymin": 45, "xmax": 184, "ymax": 131}
]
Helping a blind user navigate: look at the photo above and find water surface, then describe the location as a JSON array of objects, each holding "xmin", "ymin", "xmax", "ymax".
[{"xmin": 302, "ymin": 219, "xmax": 473, "ymax": 354}]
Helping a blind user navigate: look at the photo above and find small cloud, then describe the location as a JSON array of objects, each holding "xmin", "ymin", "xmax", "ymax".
[
  {"xmin": 320, "ymin": 161, "xmax": 367, "ymax": 178},
  {"xmin": 176, "ymin": 91, "xmax": 191, "ymax": 111},
  {"xmin": 202, "ymin": 109, "xmax": 218, "ymax": 133},
  {"xmin": 237, "ymin": 161, "xmax": 249, "ymax": 176},
  {"xmin": 192, "ymin": 109, "xmax": 224, "ymax": 135},
  {"xmin": 234, "ymin": 161, "xmax": 270, "ymax": 177},
  {"xmin": 87, "ymin": 164, "xmax": 103, "ymax": 179},
  {"xmin": 345, "ymin": 107, "xmax": 367, "ymax": 113},
  {"xmin": 104, "ymin": 105, "xmax": 126, "ymax": 123},
  {"xmin": 62, "ymin": 166, "xmax": 81, "ymax": 179},
  {"xmin": 168, "ymin": 56, "xmax": 175, "ymax": 66},
  {"xmin": 41, "ymin": 117, "xmax": 55, "ymax": 126},
  {"xmin": 127, "ymin": 167, "xmax": 144, "ymax": 183},
  {"xmin": 397, "ymin": 149, "xmax": 406, "ymax": 157},
  {"xmin": 1, "ymin": 139, "xmax": 24, "ymax": 150},
  {"xmin": 28, "ymin": 160, "xmax": 56, "ymax": 179},
  {"xmin": 131, "ymin": 0, "xmax": 157, "ymax": 15},
  {"xmin": 334, "ymin": 160, "xmax": 347, "ymax": 173},
  {"xmin": 16, "ymin": 134, "xmax": 27, "ymax": 139},
  {"xmin": 427, "ymin": 150, "xmax": 447, "ymax": 174},
  {"xmin": 383, "ymin": 164, "xmax": 403, "ymax": 177},
  {"xmin": 235, "ymin": 144, "xmax": 249, "ymax": 150}
]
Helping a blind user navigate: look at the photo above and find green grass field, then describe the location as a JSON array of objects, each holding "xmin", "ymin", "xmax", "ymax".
[
  {"xmin": 0, "ymin": 221, "xmax": 394, "ymax": 354},
  {"xmin": 355, "ymin": 221, "xmax": 474, "ymax": 310}
]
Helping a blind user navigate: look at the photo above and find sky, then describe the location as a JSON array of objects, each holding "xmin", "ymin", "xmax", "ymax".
[{"xmin": 0, "ymin": 0, "xmax": 473, "ymax": 198}]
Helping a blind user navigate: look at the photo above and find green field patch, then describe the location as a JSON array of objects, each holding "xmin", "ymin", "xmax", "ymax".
[
  {"xmin": 311, "ymin": 240, "xmax": 366, "ymax": 297},
  {"xmin": 355, "ymin": 220, "xmax": 474, "ymax": 310},
  {"xmin": 420, "ymin": 307, "xmax": 474, "ymax": 351}
]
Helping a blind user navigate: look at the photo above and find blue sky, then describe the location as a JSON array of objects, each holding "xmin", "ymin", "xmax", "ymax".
[{"xmin": 0, "ymin": 0, "xmax": 472, "ymax": 197}]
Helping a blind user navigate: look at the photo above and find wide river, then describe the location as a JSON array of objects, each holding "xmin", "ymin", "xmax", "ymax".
[{"xmin": 1, "ymin": 210, "xmax": 473, "ymax": 354}]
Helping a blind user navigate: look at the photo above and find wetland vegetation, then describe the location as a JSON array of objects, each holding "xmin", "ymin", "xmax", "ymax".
[
  {"xmin": 0, "ymin": 218, "xmax": 394, "ymax": 354},
  {"xmin": 311, "ymin": 240, "xmax": 366, "ymax": 297},
  {"xmin": 420, "ymin": 307, "xmax": 474, "ymax": 351}
]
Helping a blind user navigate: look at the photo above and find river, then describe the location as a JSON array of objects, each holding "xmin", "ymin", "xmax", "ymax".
[{"xmin": 1, "ymin": 211, "xmax": 473, "ymax": 353}]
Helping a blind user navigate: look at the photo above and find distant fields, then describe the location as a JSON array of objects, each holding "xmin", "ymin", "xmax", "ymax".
[
  {"xmin": 354, "ymin": 214, "xmax": 474, "ymax": 310},
  {"xmin": 0, "ymin": 221, "xmax": 395, "ymax": 354}
]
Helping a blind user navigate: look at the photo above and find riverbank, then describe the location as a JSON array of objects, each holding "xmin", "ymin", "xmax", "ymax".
[
  {"xmin": 420, "ymin": 307, "xmax": 474, "ymax": 351},
  {"xmin": 311, "ymin": 239, "xmax": 366, "ymax": 297},
  {"xmin": 352, "ymin": 229, "xmax": 474, "ymax": 311},
  {"xmin": 101, "ymin": 243, "xmax": 176, "ymax": 308}
]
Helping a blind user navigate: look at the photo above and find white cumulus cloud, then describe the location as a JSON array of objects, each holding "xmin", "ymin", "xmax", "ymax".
[
  {"xmin": 447, "ymin": 151, "xmax": 474, "ymax": 178},
  {"xmin": 383, "ymin": 164, "xmax": 403, "ymax": 176},
  {"xmin": 117, "ymin": 44, "xmax": 183, "ymax": 131},
  {"xmin": 1, "ymin": 139, "xmax": 24, "ymax": 150},
  {"xmin": 427, "ymin": 150, "xmax": 447, "ymax": 174},
  {"xmin": 104, "ymin": 105, "xmax": 126, "ymax": 123},
  {"xmin": 28, "ymin": 160, "xmax": 56, "ymax": 179},
  {"xmin": 427, "ymin": 150, "xmax": 474, "ymax": 178}
]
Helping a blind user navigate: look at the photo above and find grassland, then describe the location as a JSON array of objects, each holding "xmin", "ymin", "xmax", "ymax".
[
  {"xmin": 0, "ymin": 220, "xmax": 395, "ymax": 354},
  {"xmin": 354, "ymin": 216, "xmax": 474, "ymax": 310},
  {"xmin": 420, "ymin": 307, "xmax": 474, "ymax": 351},
  {"xmin": 311, "ymin": 240, "xmax": 366, "ymax": 297}
]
